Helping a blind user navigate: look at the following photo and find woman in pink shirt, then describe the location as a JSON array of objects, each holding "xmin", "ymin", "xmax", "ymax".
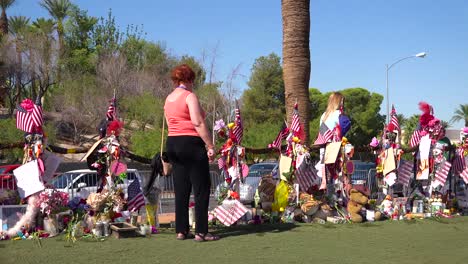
[{"xmin": 164, "ymin": 64, "xmax": 219, "ymax": 242}]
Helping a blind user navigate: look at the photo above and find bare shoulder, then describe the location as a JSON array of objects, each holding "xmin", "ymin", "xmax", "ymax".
[{"xmin": 185, "ymin": 92, "xmax": 199, "ymax": 104}]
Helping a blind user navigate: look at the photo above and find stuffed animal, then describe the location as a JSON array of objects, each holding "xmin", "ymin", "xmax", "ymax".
[
  {"xmin": 380, "ymin": 195, "xmax": 394, "ymax": 216},
  {"xmin": 347, "ymin": 188, "xmax": 369, "ymax": 223}
]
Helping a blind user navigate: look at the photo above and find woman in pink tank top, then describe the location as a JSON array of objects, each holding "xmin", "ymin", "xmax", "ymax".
[{"xmin": 164, "ymin": 64, "xmax": 219, "ymax": 242}]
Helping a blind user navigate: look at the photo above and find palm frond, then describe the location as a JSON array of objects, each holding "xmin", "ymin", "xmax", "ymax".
[
  {"xmin": 8, "ymin": 15, "xmax": 30, "ymax": 35},
  {"xmin": 0, "ymin": 0, "xmax": 16, "ymax": 10},
  {"xmin": 40, "ymin": 0, "xmax": 71, "ymax": 21}
]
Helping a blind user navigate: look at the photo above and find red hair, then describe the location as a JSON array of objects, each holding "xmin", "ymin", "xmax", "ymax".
[{"xmin": 171, "ymin": 64, "xmax": 195, "ymax": 86}]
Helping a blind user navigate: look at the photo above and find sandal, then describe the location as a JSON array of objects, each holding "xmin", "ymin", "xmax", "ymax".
[
  {"xmin": 194, "ymin": 233, "xmax": 220, "ymax": 242},
  {"xmin": 176, "ymin": 232, "xmax": 194, "ymax": 240}
]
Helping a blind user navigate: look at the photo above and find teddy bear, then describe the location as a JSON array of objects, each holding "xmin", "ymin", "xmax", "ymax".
[{"xmin": 347, "ymin": 188, "xmax": 369, "ymax": 223}]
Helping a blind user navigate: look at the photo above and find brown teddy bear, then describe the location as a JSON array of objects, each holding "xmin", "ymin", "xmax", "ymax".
[{"xmin": 347, "ymin": 188, "xmax": 369, "ymax": 223}]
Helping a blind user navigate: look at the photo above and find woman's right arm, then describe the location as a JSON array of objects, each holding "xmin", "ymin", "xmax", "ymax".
[{"xmin": 186, "ymin": 93, "xmax": 215, "ymax": 158}]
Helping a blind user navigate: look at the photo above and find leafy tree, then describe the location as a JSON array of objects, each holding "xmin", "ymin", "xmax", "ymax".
[
  {"xmin": 450, "ymin": 104, "xmax": 468, "ymax": 127},
  {"xmin": 243, "ymin": 121, "xmax": 282, "ymax": 149},
  {"xmin": 64, "ymin": 5, "xmax": 97, "ymax": 51},
  {"xmin": 91, "ymin": 9, "xmax": 122, "ymax": 55},
  {"xmin": 242, "ymin": 53, "xmax": 285, "ymax": 127},
  {"xmin": 402, "ymin": 114, "xmax": 420, "ymax": 146},
  {"xmin": 340, "ymin": 88, "xmax": 385, "ymax": 147},
  {"xmin": 61, "ymin": 5, "xmax": 98, "ymax": 74},
  {"xmin": 121, "ymin": 37, "xmax": 169, "ymax": 71},
  {"xmin": 129, "ymin": 128, "xmax": 162, "ymax": 158},
  {"xmin": 121, "ymin": 91, "xmax": 164, "ymax": 131},
  {"xmin": 0, "ymin": 118, "xmax": 23, "ymax": 162}
]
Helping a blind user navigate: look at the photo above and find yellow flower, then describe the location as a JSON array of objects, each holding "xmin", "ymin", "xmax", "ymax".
[
  {"xmin": 292, "ymin": 136, "xmax": 300, "ymax": 143},
  {"xmin": 341, "ymin": 137, "xmax": 348, "ymax": 146},
  {"xmin": 227, "ymin": 123, "xmax": 235, "ymax": 129}
]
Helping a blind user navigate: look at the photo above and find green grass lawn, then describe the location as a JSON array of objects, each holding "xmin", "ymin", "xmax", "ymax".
[{"xmin": 2, "ymin": 217, "xmax": 468, "ymax": 264}]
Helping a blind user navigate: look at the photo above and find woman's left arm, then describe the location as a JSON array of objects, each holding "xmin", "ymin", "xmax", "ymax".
[{"xmin": 186, "ymin": 94, "xmax": 215, "ymax": 160}]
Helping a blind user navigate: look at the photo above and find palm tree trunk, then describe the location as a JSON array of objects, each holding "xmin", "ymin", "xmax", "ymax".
[
  {"xmin": 282, "ymin": 0, "xmax": 311, "ymax": 144},
  {"xmin": 56, "ymin": 19, "xmax": 64, "ymax": 84},
  {"xmin": 15, "ymin": 44, "xmax": 22, "ymax": 105},
  {"xmin": 0, "ymin": 9, "xmax": 7, "ymax": 106},
  {"xmin": 0, "ymin": 8, "xmax": 7, "ymax": 36},
  {"xmin": 30, "ymin": 47, "xmax": 37, "ymax": 99}
]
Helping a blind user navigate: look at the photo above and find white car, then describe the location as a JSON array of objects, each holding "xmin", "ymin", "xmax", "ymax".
[{"xmin": 50, "ymin": 169, "xmax": 141, "ymax": 199}]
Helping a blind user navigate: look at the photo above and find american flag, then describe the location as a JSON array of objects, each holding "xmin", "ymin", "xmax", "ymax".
[
  {"xmin": 409, "ymin": 130, "xmax": 421, "ymax": 148},
  {"xmin": 452, "ymin": 148, "xmax": 466, "ymax": 175},
  {"xmin": 433, "ymin": 161, "xmax": 452, "ymax": 187},
  {"xmin": 214, "ymin": 199, "xmax": 248, "ymax": 226},
  {"xmin": 232, "ymin": 104, "xmax": 243, "ymax": 144},
  {"xmin": 397, "ymin": 160, "xmax": 413, "ymax": 186},
  {"xmin": 460, "ymin": 168, "xmax": 468, "ymax": 184},
  {"xmin": 389, "ymin": 105, "xmax": 400, "ymax": 131},
  {"xmin": 127, "ymin": 178, "xmax": 145, "ymax": 211},
  {"xmin": 218, "ymin": 157, "xmax": 226, "ymax": 170},
  {"xmin": 106, "ymin": 97, "xmax": 116, "ymax": 121},
  {"xmin": 16, "ymin": 102, "xmax": 43, "ymax": 133},
  {"xmin": 314, "ymin": 123, "xmax": 334, "ymax": 145},
  {"xmin": 268, "ymin": 122, "xmax": 289, "ymax": 149},
  {"xmin": 290, "ymin": 102, "xmax": 301, "ymax": 135},
  {"xmin": 295, "ymin": 160, "xmax": 319, "ymax": 192}
]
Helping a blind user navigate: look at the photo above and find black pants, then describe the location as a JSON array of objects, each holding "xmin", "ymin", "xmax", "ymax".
[{"xmin": 166, "ymin": 136, "xmax": 211, "ymax": 234}]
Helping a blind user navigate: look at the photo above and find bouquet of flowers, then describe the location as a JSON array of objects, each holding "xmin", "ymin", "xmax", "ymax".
[
  {"xmin": 35, "ymin": 190, "xmax": 69, "ymax": 217},
  {"xmin": 86, "ymin": 190, "xmax": 125, "ymax": 217}
]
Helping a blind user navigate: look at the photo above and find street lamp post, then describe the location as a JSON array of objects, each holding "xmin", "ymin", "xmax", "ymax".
[{"xmin": 386, "ymin": 52, "xmax": 427, "ymax": 122}]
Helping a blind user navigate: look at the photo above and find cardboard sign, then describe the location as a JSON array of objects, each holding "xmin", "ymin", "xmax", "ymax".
[
  {"xmin": 13, "ymin": 160, "xmax": 45, "ymax": 199},
  {"xmin": 324, "ymin": 142, "xmax": 341, "ymax": 164},
  {"xmin": 80, "ymin": 139, "xmax": 103, "ymax": 162},
  {"xmin": 383, "ymin": 148, "xmax": 396, "ymax": 175},
  {"xmin": 41, "ymin": 151, "xmax": 62, "ymax": 184},
  {"xmin": 279, "ymin": 154, "xmax": 292, "ymax": 181},
  {"xmin": 417, "ymin": 135, "xmax": 431, "ymax": 180}
]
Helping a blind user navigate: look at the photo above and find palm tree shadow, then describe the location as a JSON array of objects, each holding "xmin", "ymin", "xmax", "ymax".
[{"xmin": 211, "ymin": 223, "xmax": 298, "ymax": 238}]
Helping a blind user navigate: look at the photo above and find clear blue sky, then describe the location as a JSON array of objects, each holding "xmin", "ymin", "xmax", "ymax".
[{"xmin": 9, "ymin": 0, "xmax": 468, "ymax": 128}]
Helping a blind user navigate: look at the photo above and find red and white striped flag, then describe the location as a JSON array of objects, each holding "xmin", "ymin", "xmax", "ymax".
[
  {"xmin": 460, "ymin": 168, "xmax": 468, "ymax": 184},
  {"xmin": 290, "ymin": 102, "xmax": 301, "ymax": 134},
  {"xmin": 433, "ymin": 161, "xmax": 452, "ymax": 187},
  {"xmin": 314, "ymin": 122, "xmax": 334, "ymax": 145},
  {"xmin": 268, "ymin": 122, "xmax": 289, "ymax": 149},
  {"xmin": 397, "ymin": 160, "xmax": 413, "ymax": 186},
  {"xmin": 295, "ymin": 160, "xmax": 319, "ymax": 192},
  {"xmin": 314, "ymin": 129, "xmax": 333, "ymax": 145},
  {"xmin": 389, "ymin": 105, "xmax": 400, "ymax": 131},
  {"xmin": 232, "ymin": 104, "xmax": 243, "ymax": 144},
  {"xmin": 106, "ymin": 97, "xmax": 117, "ymax": 121},
  {"xmin": 16, "ymin": 101, "xmax": 43, "ymax": 133},
  {"xmin": 214, "ymin": 199, "xmax": 248, "ymax": 226},
  {"xmin": 127, "ymin": 178, "xmax": 145, "ymax": 211},
  {"xmin": 453, "ymin": 148, "xmax": 466, "ymax": 175},
  {"xmin": 409, "ymin": 130, "xmax": 422, "ymax": 148},
  {"xmin": 218, "ymin": 157, "xmax": 226, "ymax": 170}
]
